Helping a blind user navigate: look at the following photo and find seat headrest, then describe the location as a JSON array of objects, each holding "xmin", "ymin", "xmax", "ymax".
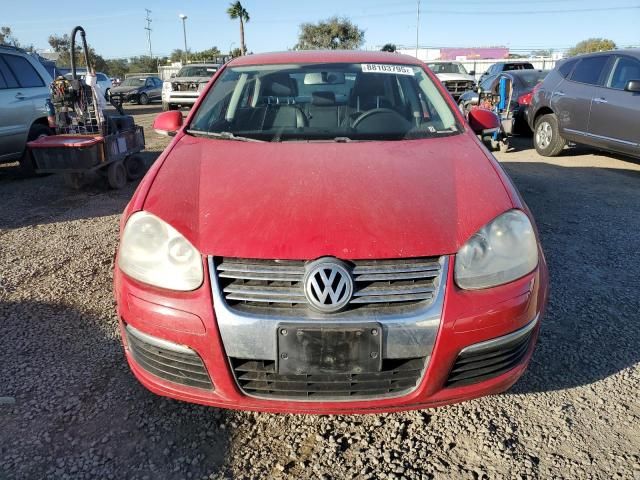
[
  {"xmin": 262, "ymin": 73, "xmax": 297, "ymax": 97},
  {"xmin": 311, "ymin": 91, "xmax": 336, "ymax": 106}
]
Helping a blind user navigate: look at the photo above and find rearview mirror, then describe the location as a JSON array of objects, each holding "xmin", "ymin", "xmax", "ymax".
[
  {"xmin": 304, "ymin": 72, "xmax": 345, "ymax": 85},
  {"xmin": 467, "ymin": 107, "xmax": 500, "ymax": 135},
  {"xmin": 153, "ymin": 111, "xmax": 183, "ymax": 136},
  {"xmin": 624, "ymin": 79, "xmax": 640, "ymax": 92}
]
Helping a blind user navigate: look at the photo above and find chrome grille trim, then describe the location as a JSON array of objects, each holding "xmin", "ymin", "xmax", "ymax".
[
  {"xmin": 208, "ymin": 256, "xmax": 449, "ymax": 361},
  {"xmin": 215, "ymin": 257, "xmax": 443, "ymax": 309}
]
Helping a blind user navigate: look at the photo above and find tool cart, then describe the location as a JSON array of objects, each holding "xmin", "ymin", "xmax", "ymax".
[{"xmin": 27, "ymin": 26, "xmax": 146, "ymax": 189}]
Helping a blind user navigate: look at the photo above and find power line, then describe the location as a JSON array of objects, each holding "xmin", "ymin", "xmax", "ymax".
[{"xmin": 144, "ymin": 9, "xmax": 153, "ymax": 58}]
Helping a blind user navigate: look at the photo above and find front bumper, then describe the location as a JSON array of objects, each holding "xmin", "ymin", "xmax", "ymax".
[
  {"xmin": 114, "ymin": 253, "xmax": 548, "ymax": 414},
  {"xmin": 163, "ymin": 91, "xmax": 200, "ymax": 105}
]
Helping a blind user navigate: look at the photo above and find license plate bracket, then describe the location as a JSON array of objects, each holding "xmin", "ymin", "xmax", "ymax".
[{"xmin": 276, "ymin": 323, "xmax": 382, "ymax": 375}]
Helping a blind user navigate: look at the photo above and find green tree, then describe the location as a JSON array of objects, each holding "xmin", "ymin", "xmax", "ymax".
[
  {"xmin": 227, "ymin": 1, "xmax": 249, "ymax": 55},
  {"xmin": 230, "ymin": 47, "xmax": 243, "ymax": 58},
  {"xmin": 295, "ymin": 17, "xmax": 364, "ymax": 50},
  {"xmin": 381, "ymin": 43, "xmax": 397, "ymax": 53},
  {"xmin": 1, "ymin": 26, "xmax": 17, "ymax": 45},
  {"xmin": 127, "ymin": 56, "xmax": 159, "ymax": 74},
  {"xmin": 47, "ymin": 33, "xmax": 108, "ymax": 72},
  {"xmin": 104, "ymin": 58, "xmax": 129, "ymax": 78},
  {"xmin": 567, "ymin": 38, "xmax": 617, "ymax": 57},
  {"xmin": 190, "ymin": 47, "xmax": 222, "ymax": 62},
  {"xmin": 170, "ymin": 49, "xmax": 186, "ymax": 63},
  {"xmin": 0, "ymin": 26, "xmax": 34, "ymax": 51}
]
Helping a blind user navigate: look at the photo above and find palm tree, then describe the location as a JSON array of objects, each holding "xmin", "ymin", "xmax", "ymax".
[{"xmin": 227, "ymin": 2, "xmax": 249, "ymax": 55}]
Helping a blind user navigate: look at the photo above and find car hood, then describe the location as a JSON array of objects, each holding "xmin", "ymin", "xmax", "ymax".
[
  {"xmin": 171, "ymin": 76, "xmax": 211, "ymax": 83},
  {"xmin": 111, "ymin": 86, "xmax": 140, "ymax": 94},
  {"xmin": 143, "ymin": 133, "xmax": 513, "ymax": 259},
  {"xmin": 436, "ymin": 73, "xmax": 476, "ymax": 83}
]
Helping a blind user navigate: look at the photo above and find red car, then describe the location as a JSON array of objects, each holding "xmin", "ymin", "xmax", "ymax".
[{"xmin": 114, "ymin": 51, "xmax": 548, "ymax": 414}]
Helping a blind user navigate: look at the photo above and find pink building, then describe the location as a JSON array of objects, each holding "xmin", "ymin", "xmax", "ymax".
[{"xmin": 439, "ymin": 47, "xmax": 509, "ymax": 60}]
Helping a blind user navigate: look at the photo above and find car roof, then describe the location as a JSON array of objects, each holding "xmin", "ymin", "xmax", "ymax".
[
  {"xmin": 228, "ymin": 50, "xmax": 422, "ymax": 67},
  {"xmin": 505, "ymin": 69, "xmax": 548, "ymax": 77},
  {"xmin": 567, "ymin": 48, "xmax": 640, "ymax": 60},
  {"xmin": 180, "ymin": 63, "xmax": 220, "ymax": 67}
]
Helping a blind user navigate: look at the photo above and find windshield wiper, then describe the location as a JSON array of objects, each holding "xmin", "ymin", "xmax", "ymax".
[{"xmin": 186, "ymin": 130, "xmax": 265, "ymax": 143}]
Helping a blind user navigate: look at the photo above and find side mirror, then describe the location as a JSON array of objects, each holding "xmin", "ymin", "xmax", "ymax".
[
  {"xmin": 624, "ymin": 79, "xmax": 640, "ymax": 92},
  {"xmin": 469, "ymin": 70, "xmax": 476, "ymax": 76},
  {"xmin": 467, "ymin": 107, "xmax": 500, "ymax": 135},
  {"xmin": 153, "ymin": 111, "xmax": 183, "ymax": 136},
  {"xmin": 170, "ymin": 73, "xmax": 177, "ymax": 78}
]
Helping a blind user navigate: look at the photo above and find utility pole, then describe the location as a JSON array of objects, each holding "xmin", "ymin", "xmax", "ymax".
[
  {"xmin": 144, "ymin": 9, "xmax": 153, "ymax": 58},
  {"xmin": 179, "ymin": 14, "xmax": 188, "ymax": 63},
  {"xmin": 415, "ymin": 0, "xmax": 421, "ymax": 59}
]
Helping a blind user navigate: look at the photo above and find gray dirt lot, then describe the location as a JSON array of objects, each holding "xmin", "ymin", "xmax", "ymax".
[{"xmin": 0, "ymin": 104, "xmax": 638, "ymax": 479}]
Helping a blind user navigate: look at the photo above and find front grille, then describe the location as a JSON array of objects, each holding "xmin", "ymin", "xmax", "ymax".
[
  {"xmin": 446, "ymin": 324, "xmax": 535, "ymax": 388},
  {"xmin": 172, "ymin": 82, "xmax": 199, "ymax": 92},
  {"xmin": 230, "ymin": 357, "xmax": 426, "ymax": 399},
  {"xmin": 125, "ymin": 324, "xmax": 213, "ymax": 390},
  {"xmin": 215, "ymin": 257, "xmax": 442, "ymax": 315},
  {"xmin": 443, "ymin": 80, "xmax": 474, "ymax": 96}
]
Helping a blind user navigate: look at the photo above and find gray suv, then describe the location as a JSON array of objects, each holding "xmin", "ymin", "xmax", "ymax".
[
  {"xmin": 528, "ymin": 50, "xmax": 640, "ymax": 158},
  {"xmin": 0, "ymin": 45, "xmax": 53, "ymax": 172}
]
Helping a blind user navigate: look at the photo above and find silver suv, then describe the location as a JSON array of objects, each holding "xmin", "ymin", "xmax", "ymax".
[
  {"xmin": 162, "ymin": 63, "xmax": 219, "ymax": 111},
  {"xmin": 0, "ymin": 45, "xmax": 53, "ymax": 172},
  {"xmin": 528, "ymin": 49, "xmax": 640, "ymax": 158}
]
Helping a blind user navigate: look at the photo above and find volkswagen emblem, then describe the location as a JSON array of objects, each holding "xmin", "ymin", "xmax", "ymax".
[{"xmin": 304, "ymin": 258, "xmax": 353, "ymax": 313}]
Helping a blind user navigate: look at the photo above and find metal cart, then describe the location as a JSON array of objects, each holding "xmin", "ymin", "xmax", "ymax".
[
  {"xmin": 27, "ymin": 26, "xmax": 146, "ymax": 189},
  {"xmin": 475, "ymin": 76, "xmax": 514, "ymax": 153}
]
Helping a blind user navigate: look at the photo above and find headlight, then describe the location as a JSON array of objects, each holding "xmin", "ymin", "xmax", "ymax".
[
  {"xmin": 118, "ymin": 211, "xmax": 203, "ymax": 291},
  {"xmin": 455, "ymin": 210, "xmax": 538, "ymax": 290},
  {"xmin": 162, "ymin": 81, "xmax": 172, "ymax": 91}
]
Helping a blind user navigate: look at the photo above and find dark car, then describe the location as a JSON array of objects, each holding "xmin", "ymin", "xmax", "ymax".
[
  {"xmin": 528, "ymin": 50, "xmax": 640, "ymax": 158},
  {"xmin": 479, "ymin": 61, "xmax": 534, "ymax": 83},
  {"xmin": 110, "ymin": 76, "xmax": 163, "ymax": 105},
  {"xmin": 458, "ymin": 70, "xmax": 548, "ymax": 134}
]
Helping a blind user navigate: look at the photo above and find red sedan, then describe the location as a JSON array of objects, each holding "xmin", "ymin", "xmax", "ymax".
[{"xmin": 114, "ymin": 50, "xmax": 548, "ymax": 414}]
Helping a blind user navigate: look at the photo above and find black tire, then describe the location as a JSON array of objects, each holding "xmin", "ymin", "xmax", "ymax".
[
  {"xmin": 107, "ymin": 161, "xmax": 127, "ymax": 189},
  {"xmin": 534, "ymin": 113, "xmax": 566, "ymax": 157},
  {"xmin": 19, "ymin": 123, "xmax": 52, "ymax": 176},
  {"xmin": 124, "ymin": 154, "xmax": 145, "ymax": 180},
  {"xmin": 139, "ymin": 93, "xmax": 149, "ymax": 105}
]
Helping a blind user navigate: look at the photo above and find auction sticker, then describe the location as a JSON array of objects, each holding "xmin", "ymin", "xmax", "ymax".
[{"xmin": 361, "ymin": 64, "xmax": 414, "ymax": 75}]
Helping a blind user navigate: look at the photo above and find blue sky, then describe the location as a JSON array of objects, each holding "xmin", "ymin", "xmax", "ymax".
[{"xmin": 5, "ymin": 0, "xmax": 639, "ymax": 58}]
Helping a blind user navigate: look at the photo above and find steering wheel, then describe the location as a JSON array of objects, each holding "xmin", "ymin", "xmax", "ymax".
[{"xmin": 351, "ymin": 108, "xmax": 410, "ymax": 130}]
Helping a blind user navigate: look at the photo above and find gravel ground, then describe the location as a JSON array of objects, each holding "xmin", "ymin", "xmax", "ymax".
[{"xmin": 1, "ymin": 106, "xmax": 639, "ymax": 479}]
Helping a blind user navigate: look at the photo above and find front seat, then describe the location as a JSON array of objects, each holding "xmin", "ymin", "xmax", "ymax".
[
  {"xmin": 348, "ymin": 73, "xmax": 392, "ymax": 113},
  {"xmin": 260, "ymin": 73, "xmax": 306, "ymax": 129}
]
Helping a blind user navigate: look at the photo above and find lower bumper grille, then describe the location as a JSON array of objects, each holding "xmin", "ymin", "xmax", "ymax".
[
  {"xmin": 446, "ymin": 318, "xmax": 537, "ymax": 388},
  {"xmin": 230, "ymin": 357, "xmax": 427, "ymax": 400},
  {"xmin": 125, "ymin": 324, "xmax": 213, "ymax": 390}
]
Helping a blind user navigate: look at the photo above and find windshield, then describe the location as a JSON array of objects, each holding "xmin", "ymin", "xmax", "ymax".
[
  {"xmin": 189, "ymin": 62, "xmax": 460, "ymax": 142},
  {"xmin": 427, "ymin": 63, "xmax": 468, "ymax": 75},
  {"xmin": 121, "ymin": 77, "xmax": 146, "ymax": 87},
  {"xmin": 177, "ymin": 65, "xmax": 218, "ymax": 77}
]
